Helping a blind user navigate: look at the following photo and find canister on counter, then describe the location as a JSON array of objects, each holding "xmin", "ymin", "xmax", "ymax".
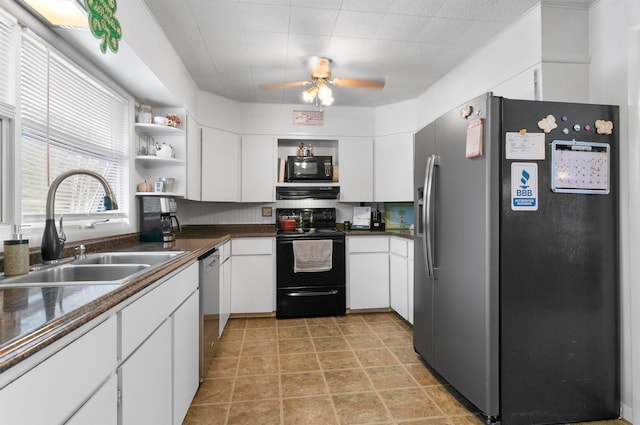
[{"xmin": 4, "ymin": 225, "xmax": 29, "ymax": 276}]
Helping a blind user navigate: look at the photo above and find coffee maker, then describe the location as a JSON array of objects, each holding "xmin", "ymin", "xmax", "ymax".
[{"xmin": 139, "ymin": 196, "xmax": 181, "ymax": 242}]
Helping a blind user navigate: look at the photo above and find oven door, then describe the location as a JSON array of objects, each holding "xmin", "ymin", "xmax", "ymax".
[{"xmin": 276, "ymin": 234, "xmax": 345, "ymax": 318}]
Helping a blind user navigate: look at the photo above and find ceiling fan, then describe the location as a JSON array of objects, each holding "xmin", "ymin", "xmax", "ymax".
[{"xmin": 260, "ymin": 57, "xmax": 385, "ymax": 106}]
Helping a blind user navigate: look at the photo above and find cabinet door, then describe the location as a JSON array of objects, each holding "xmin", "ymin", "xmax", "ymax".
[
  {"xmin": 185, "ymin": 112, "xmax": 202, "ymax": 201},
  {"xmin": 389, "ymin": 252, "xmax": 409, "ymax": 320},
  {"xmin": 66, "ymin": 374, "xmax": 117, "ymax": 425},
  {"xmin": 241, "ymin": 135, "xmax": 276, "ymax": 202},
  {"xmin": 173, "ymin": 291, "xmax": 200, "ymax": 425},
  {"xmin": 339, "ymin": 137, "xmax": 373, "ymax": 202},
  {"xmin": 201, "ymin": 127, "xmax": 240, "ymax": 202},
  {"xmin": 121, "ymin": 319, "xmax": 172, "ymax": 425},
  {"xmin": 231, "ymin": 254, "xmax": 274, "ymax": 313},
  {"xmin": 374, "ymin": 133, "xmax": 414, "ymax": 202},
  {"xmin": 349, "ymin": 252, "xmax": 389, "ymax": 309}
]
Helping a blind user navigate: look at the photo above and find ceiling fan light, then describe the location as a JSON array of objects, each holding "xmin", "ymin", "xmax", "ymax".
[
  {"xmin": 318, "ymin": 84, "xmax": 332, "ymax": 103},
  {"xmin": 302, "ymin": 86, "xmax": 318, "ymax": 103}
]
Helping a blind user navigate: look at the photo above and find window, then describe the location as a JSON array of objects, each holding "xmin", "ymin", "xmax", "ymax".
[{"xmin": 19, "ymin": 30, "xmax": 129, "ymax": 223}]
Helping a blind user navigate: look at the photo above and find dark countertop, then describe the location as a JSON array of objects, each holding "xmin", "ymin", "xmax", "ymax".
[{"xmin": 0, "ymin": 224, "xmax": 411, "ymax": 374}]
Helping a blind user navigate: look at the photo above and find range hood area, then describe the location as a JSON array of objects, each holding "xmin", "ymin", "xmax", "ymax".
[{"xmin": 276, "ymin": 185, "xmax": 340, "ymax": 200}]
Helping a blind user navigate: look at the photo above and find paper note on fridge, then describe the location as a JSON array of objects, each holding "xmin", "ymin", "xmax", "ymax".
[{"xmin": 505, "ymin": 132, "xmax": 545, "ymax": 160}]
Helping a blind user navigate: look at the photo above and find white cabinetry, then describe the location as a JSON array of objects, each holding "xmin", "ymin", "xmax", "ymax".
[
  {"xmin": 242, "ymin": 135, "xmax": 276, "ymax": 202},
  {"xmin": 121, "ymin": 318, "xmax": 172, "ymax": 425},
  {"xmin": 185, "ymin": 111, "xmax": 202, "ymax": 201},
  {"xmin": 339, "ymin": 137, "xmax": 374, "ymax": 202},
  {"xmin": 67, "ymin": 374, "xmax": 118, "ymax": 425},
  {"xmin": 389, "ymin": 237, "xmax": 411, "ymax": 321},
  {"xmin": 0, "ymin": 316, "xmax": 117, "ymax": 425},
  {"xmin": 173, "ymin": 291, "xmax": 200, "ymax": 425},
  {"xmin": 348, "ymin": 236, "xmax": 389, "ymax": 309},
  {"xmin": 231, "ymin": 238, "xmax": 275, "ymax": 313},
  {"xmin": 201, "ymin": 127, "xmax": 240, "ymax": 202},
  {"xmin": 374, "ymin": 133, "xmax": 413, "ymax": 202},
  {"xmin": 220, "ymin": 241, "xmax": 232, "ymax": 335},
  {"xmin": 119, "ymin": 262, "xmax": 199, "ymax": 425}
]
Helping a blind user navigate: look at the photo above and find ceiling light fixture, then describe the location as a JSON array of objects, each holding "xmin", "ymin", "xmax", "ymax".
[
  {"xmin": 23, "ymin": 0, "xmax": 89, "ymax": 28},
  {"xmin": 302, "ymin": 79, "xmax": 334, "ymax": 106}
]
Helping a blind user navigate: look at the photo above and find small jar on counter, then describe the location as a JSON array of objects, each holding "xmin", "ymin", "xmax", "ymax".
[{"xmin": 4, "ymin": 225, "xmax": 29, "ymax": 276}]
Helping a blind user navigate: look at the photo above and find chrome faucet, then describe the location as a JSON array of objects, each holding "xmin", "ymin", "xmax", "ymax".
[{"xmin": 41, "ymin": 170, "xmax": 119, "ymax": 263}]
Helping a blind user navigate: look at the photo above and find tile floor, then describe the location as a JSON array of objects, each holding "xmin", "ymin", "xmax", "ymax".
[{"xmin": 183, "ymin": 312, "xmax": 626, "ymax": 425}]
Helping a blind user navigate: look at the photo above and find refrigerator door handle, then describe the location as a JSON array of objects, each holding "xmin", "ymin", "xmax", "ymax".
[{"xmin": 424, "ymin": 154, "xmax": 438, "ymax": 278}]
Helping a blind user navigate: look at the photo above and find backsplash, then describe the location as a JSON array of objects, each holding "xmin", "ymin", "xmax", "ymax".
[{"xmin": 176, "ymin": 200, "xmax": 383, "ymax": 226}]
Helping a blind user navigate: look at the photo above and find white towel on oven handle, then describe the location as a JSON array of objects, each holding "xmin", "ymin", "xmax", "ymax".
[{"xmin": 292, "ymin": 239, "xmax": 333, "ymax": 273}]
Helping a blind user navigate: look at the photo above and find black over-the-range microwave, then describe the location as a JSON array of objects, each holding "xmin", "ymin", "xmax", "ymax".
[{"xmin": 286, "ymin": 156, "xmax": 333, "ymax": 181}]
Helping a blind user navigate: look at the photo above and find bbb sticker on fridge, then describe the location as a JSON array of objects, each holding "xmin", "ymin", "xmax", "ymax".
[{"xmin": 511, "ymin": 162, "xmax": 538, "ymax": 211}]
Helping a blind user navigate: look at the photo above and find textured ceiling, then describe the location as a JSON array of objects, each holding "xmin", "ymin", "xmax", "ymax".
[{"xmin": 143, "ymin": 0, "xmax": 596, "ymax": 107}]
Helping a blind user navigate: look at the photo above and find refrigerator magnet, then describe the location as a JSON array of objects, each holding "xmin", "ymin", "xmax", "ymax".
[
  {"xmin": 511, "ymin": 163, "xmax": 538, "ymax": 211},
  {"xmin": 465, "ymin": 118, "xmax": 484, "ymax": 158}
]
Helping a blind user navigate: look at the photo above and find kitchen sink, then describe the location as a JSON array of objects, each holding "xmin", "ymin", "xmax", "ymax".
[
  {"xmin": 72, "ymin": 251, "xmax": 183, "ymax": 266},
  {"xmin": 0, "ymin": 250, "xmax": 185, "ymax": 288}
]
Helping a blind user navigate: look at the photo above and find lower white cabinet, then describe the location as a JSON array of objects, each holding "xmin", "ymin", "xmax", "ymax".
[
  {"xmin": 231, "ymin": 238, "xmax": 275, "ymax": 313},
  {"xmin": 389, "ymin": 237, "xmax": 412, "ymax": 322},
  {"xmin": 408, "ymin": 241, "xmax": 414, "ymax": 324},
  {"xmin": 67, "ymin": 374, "xmax": 118, "ymax": 425},
  {"xmin": 120, "ymin": 318, "xmax": 173, "ymax": 425},
  {"xmin": 348, "ymin": 236, "xmax": 389, "ymax": 310},
  {"xmin": 173, "ymin": 291, "xmax": 200, "ymax": 425},
  {"xmin": 0, "ymin": 316, "xmax": 117, "ymax": 425}
]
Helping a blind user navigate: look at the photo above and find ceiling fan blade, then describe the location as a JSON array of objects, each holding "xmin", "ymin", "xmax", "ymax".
[
  {"xmin": 260, "ymin": 81, "xmax": 312, "ymax": 91},
  {"xmin": 331, "ymin": 78, "xmax": 385, "ymax": 89}
]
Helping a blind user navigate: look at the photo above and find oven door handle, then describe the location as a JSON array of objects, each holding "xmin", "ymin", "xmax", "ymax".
[
  {"xmin": 286, "ymin": 290, "xmax": 339, "ymax": 297},
  {"xmin": 277, "ymin": 239, "xmax": 344, "ymax": 245}
]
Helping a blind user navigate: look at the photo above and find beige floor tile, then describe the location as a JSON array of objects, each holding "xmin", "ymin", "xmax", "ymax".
[
  {"xmin": 279, "ymin": 352, "xmax": 321, "ymax": 373},
  {"xmin": 192, "ymin": 378, "xmax": 234, "ymax": 404},
  {"xmin": 317, "ymin": 350, "xmax": 360, "ymax": 370},
  {"xmin": 278, "ymin": 337, "xmax": 314, "ymax": 354},
  {"xmin": 236, "ymin": 355, "xmax": 278, "ymax": 375},
  {"xmin": 215, "ymin": 341, "xmax": 243, "ymax": 358},
  {"xmin": 379, "ymin": 387, "xmax": 443, "ymax": 420},
  {"xmin": 226, "ymin": 400, "xmax": 281, "ymax": 425},
  {"xmin": 282, "ymin": 396, "xmax": 338, "ymax": 425},
  {"xmin": 388, "ymin": 345, "xmax": 421, "ymax": 365},
  {"xmin": 345, "ymin": 334, "xmax": 382, "ymax": 350},
  {"xmin": 281, "ymin": 371, "xmax": 329, "ymax": 397},
  {"xmin": 332, "ymin": 391, "xmax": 391, "ymax": 423},
  {"xmin": 404, "ymin": 363, "xmax": 441, "ymax": 386},
  {"xmin": 333, "ymin": 314, "xmax": 366, "ymax": 324},
  {"xmin": 245, "ymin": 317, "xmax": 277, "ymax": 328},
  {"xmin": 232, "ymin": 374, "xmax": 280, "ymax": 401},
  {"xmin": 225, "ymin": 318, "xmax": 247, "ymax": 330},
  {"xmin": 378, "ymin": 331, "xmax": 413, "ymax": 347},
  {"xmin": 244, "ymin": 327, "xmax": 276, "ymax": 341},
  {"xmin": 324, "ymin": 369, "xmax": 373, "ymax": 394},
  {"xmin": 368, "ymin": 321, "xmax": 407, "ymax": 334},
  {"xmin": 338, "ymin": 323, "xmax": 373, "ymax": 335},
  {"xmin": 183, "ymin": 403, "xmax": 229, "ymax": 425},
  {"xmin": 205, "ymin": 357, "xmax": 239, "ymax": 379},
  {"xmin": 425, "ymin": 385, "xmax": 472, "ymax": 416},
  {"xmin": 306, "ymin": 316, "xmax": 338, "ymax": 325},
  {"xmin": 308, "ymin": 323, "xmax": 343, "ymax": 337},
  {"xmin": 241, "ymin": 339, "xmax": 278, "ymax": 357},
  {"xmin": 276, "ymin": 317, "xmax": 307, "ymax": 327},
  {"xmin": 354, "ymin": 347, "xmax": 399, "ymax": 367},
  {"xmin": 219, "ymin": 328, "xmax": 244, "ymax": 343},
  {"xmin": 277, "ymin": 326, "xmax": 310, "ymax": 339},
  {"xmin": 365, "ymin": 365, "xmax": 419, "ymax": 390},
  {"xmin": 313, "ymin": 335, "xmax": 351, "ymax": 352}
]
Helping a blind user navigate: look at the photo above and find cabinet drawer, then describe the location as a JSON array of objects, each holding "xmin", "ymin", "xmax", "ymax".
[
  {"xmin": 121, "ymin": 263, "xmax": 198, "ymax": 359},
  {"xmin": 348, "ymin": 236, "xmax": 388, "ymax": 253},
  {"xmin": 389, "ymin": 237, "xmax": 408, "ymax": 257},
  {"xmin": 0, "ymin": 316, "xmax": 117, "ymax": 425},
  {"xmin": 232, "ymin": 238, "xmax": 273, "ymax": 255}
]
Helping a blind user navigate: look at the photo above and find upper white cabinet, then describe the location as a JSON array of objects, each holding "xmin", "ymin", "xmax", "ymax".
[
  {"xmin": 201, "ymin": 126, "xmax": 241, "ymax": 202},
  {"xmin": 374, "ymin": 133, "xmax": 414, "ymax": 202},
  {"xmin": 339, "ymin": 137, "xmax": 374, "ymax": 202},
  {"xmin": 241, "ymin": 135, "xmax": 276, "ymax": 202},
  {"xmin": 185, "ymin": 112, "xmax": 202, "ymax": 201},
  {"xmin": 134, "ymin": 107, "xmax": 187, "ymax": 197}
]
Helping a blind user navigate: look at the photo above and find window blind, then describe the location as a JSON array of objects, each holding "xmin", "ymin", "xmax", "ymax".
[
  {"xmin": 0, "ymin": 8, "xmax": 16, "ymax": 114},
  {"xmin": 20, "ymin": 30, "xmax": 129, "ymax": 220}
]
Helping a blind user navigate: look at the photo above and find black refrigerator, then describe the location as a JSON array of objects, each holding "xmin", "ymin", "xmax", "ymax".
[{"xmin": 413, "ymin": 93, "xmax": 619, "ymax": 425}]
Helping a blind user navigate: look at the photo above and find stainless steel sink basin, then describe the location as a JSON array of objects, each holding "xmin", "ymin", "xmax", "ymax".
[
  {"xmin": 0, "ymin": 250, "xmax": 185, "ymax": 288},
  {"xmin": 73, "ymin": 251, "xmax": 183, "ymax": 266}
]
